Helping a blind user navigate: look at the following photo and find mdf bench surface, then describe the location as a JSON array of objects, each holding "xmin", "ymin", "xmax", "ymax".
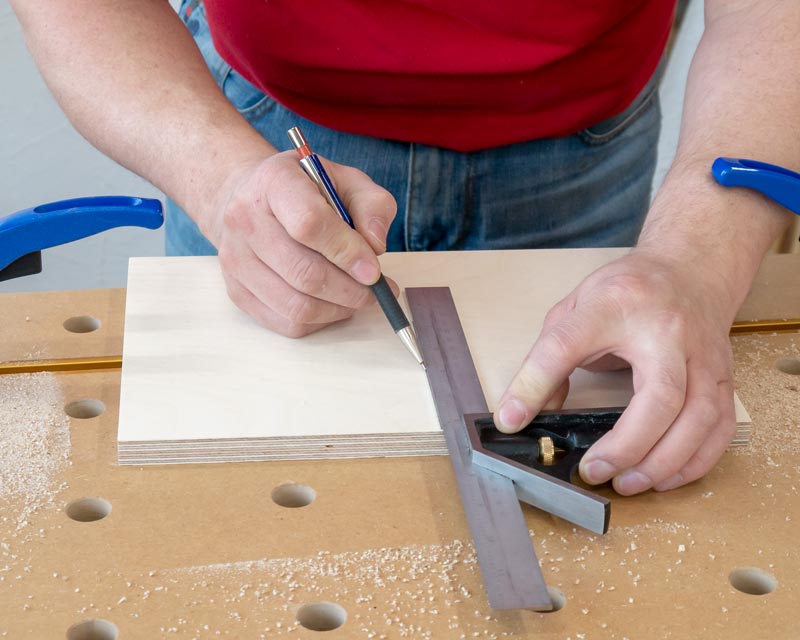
[{"xmin": 0, "ymin": 251, "xmax": 798, "ymax": 638}]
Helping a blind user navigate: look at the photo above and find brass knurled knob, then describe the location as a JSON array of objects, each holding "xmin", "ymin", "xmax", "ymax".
[{"xmin": 538, "ymin": 436, "xmax": 556, "ymax": 466}]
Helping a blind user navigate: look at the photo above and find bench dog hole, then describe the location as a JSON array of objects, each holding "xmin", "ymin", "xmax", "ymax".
[
  {"xmin": 66, "ymin": 618, "xmax": 119, "ymax": 640},
  {"xmin": 729, "ymin": 567, "xmax": 777, "ymax": 595},
  {"xmin": 66, "ymin": 498, "xmax": 112, "ymax": 523},
  {"xmin": 64, "ymin": 399, "xmax": 106, "ymax": 419},
  {"xmin": 271, "ymin": 482, "xmax": 316, "ymax": 508},
  {"xmin": 296, "ymin": 602, "xmax": 347, "ymax": 631},
  {"xmin": 775, "ymin": 358, "xmax": 800, "ymax": 376},
  {"xmin": 63, "ymin": 315, "xmax": 101, "ymax": 333}
]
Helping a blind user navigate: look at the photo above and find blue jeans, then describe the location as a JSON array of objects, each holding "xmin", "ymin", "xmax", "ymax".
[{"xmin": 167, "ymin": 0, "xmax": 661, "ymax": 256}]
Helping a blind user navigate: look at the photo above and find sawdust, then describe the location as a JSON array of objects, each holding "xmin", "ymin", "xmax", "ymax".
[
  {"xmin": 168, "ymin": 540, "xmax": 485, "ymax": 639},
  {"xmin": 2, "ymin": 514, "xmax": 750, "ymax": 638},
  {"xmin": 21, "ymin": 519, "xmax": 702, "ymax": 639},
  {"xmin": 731, "ymin": 334, "xmax": 800, "ymax": 456},
  {"xmin": 0, "ymin": 372, "xmax": 71, "ymax": 532},
  {"xmin": 11, "ymin": 540, "xmax": 508, "ymax": 639},
  {"xmin": 21, "ymin": 345, "xmax": 48, "ymax": 361}
]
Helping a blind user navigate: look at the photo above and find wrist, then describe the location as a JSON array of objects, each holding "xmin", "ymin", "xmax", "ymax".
[{"xmin": 635, "ymin": 157, "xmax": 794, "ymax": 315}]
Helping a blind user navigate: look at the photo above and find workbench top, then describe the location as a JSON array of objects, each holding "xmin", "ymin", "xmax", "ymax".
[{"xmin": 1, "ymin": 253, "xmax": 798, "ymax": 639}]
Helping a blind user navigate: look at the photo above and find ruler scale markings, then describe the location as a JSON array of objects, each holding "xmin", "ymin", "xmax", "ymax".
[{"xmin": 407, "ymin": 287, "xmax": 552, "ymax": 611}]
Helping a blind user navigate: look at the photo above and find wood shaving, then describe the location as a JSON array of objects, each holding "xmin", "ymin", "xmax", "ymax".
[
  {"xmin": 0, "ymin": 373, "xmax": 70, "ymax": 532},
  {"xmin": 732, "ymin": 334, "xmax": 800, "ymax": 456}
]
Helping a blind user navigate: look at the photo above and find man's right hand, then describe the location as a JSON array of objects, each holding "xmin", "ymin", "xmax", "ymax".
[
  {"xmin": 9, "ymin": 1, "xmax": 396, "ymax": 338},
  {"xmin": 206, "ymin": 151, "xmax": 398, "ymax": 337}
]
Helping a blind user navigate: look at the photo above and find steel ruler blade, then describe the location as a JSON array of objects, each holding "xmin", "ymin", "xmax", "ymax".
[{"xmin": 406, "ymin": 287, "xmax": 552, "ymax": 611}]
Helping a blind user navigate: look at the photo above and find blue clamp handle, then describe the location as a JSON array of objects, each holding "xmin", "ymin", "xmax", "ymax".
[
  {"xmin": 712, "ymin": 158, "xmax": 800, "ymax": 216},
  {"xmin": 0, "ymin": 195, "xmax": 164, "ymax": 273}
]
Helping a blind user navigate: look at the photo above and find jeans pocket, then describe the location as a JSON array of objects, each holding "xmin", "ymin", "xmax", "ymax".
[
  {"xmin": 577, "ymin": 82, "xmax": 659, "ymax": 146},
  {"xmin": 181, "ymin": 0, "xmax": 275, "ymax": 119},
  {"xmin": 219, "ymin": 66, "xmax": 275, "ymax": 119}
]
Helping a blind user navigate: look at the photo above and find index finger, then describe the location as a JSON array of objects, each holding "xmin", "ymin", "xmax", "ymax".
[{"xmin": 578, "ymin": 342, "xmax": 686, "ymax": 486}]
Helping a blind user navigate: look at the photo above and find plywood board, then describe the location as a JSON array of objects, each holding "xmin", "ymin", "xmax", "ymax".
[{"xmin": 118, "ymin": 250, "xmax": 750, "ymax": 464}]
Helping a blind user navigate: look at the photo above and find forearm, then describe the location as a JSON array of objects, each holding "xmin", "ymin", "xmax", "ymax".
[
  {"xmin": 638, "ymin": 0, "xmax": 798, "ymax": 313},
  {"xmin": 10, "ymin": 0, "xmax": 274, "ymax": 240}
]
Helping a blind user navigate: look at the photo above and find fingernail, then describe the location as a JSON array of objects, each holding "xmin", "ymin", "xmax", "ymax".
[
  {"xmin": 496, "ymin": 398, "xmax": 528, "ymax": 432},
  {"xmin": 351, "ymin": 259, "xmax": 379, "ymax": 285},
  {"xmin": 615, "ymin": 470, "xmax": 653, "ymax": 495},
  {"xmin": 581, "ymin": 459, "xmax": 617, "ymax": 484},
  {"xmin": 654, "ymin": 473, "xmax": 684, "ymax": 492},
  {"xmin": 368, "ymin": 218, "xmax": 388, "ymax": 249}
]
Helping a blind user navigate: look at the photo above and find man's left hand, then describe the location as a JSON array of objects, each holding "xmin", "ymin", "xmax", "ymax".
[{"xmin": 494, "ymin": 249, "xmax": 738, "ymax": 495}]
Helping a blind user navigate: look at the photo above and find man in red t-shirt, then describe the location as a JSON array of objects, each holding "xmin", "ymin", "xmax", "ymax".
[{"xmin": 10, "ymin": 0, "xmax": 798, "ymax": 496}]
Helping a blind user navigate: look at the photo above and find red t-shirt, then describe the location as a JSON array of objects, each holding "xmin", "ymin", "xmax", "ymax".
[{"xmin": 203, "ymin": 1, "xmax": 675, "ymax": 152}]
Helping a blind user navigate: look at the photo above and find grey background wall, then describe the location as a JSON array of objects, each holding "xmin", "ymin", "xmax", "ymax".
[{"xmin": 0, "ymin": 0, "xmax": 704, "ymax": 294}]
